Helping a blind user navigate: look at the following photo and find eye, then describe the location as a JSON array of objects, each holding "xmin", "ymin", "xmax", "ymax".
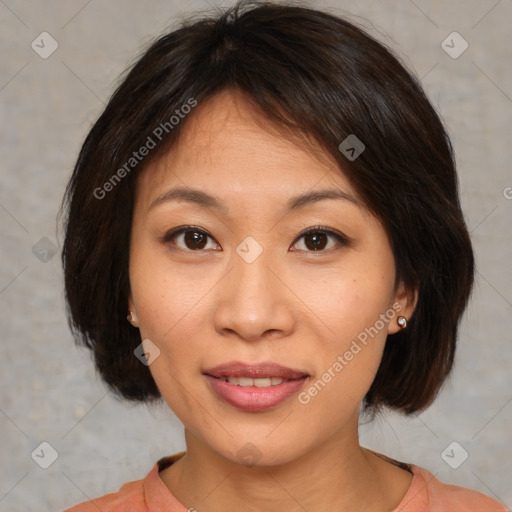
[
  {"xmin": 160, "ymin": 225, "xmax": 350, "ymax": 253},
  {"xmin": 291, "ymin": 226, "xmax": 349, "ymax": 252},
  {"xmin": 160, "ymin": 226, "xmax": 219, "ymax": 252}
]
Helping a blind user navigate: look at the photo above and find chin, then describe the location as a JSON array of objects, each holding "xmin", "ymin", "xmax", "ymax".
[{"xmin": 208, "ymin": 430, "xmax": 313, "ymax": 469}]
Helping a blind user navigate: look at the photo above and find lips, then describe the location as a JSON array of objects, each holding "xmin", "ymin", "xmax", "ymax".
[
  {"xmin": 203, "ymin": 361, "xmax": 309, "ymax": 380},
  {"xmin": 203, "ymin": 361, "xmax": 310, "ymax": 411}
]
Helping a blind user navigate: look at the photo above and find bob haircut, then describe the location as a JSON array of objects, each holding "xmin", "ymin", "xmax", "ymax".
[{"xmin": 59, "ymin": 0, "xmax": 474, "ymax": 416}]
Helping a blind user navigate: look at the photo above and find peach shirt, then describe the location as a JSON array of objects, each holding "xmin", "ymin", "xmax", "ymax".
[{"xmin": 63, "ymin": 451, "xmax": 508, "ymax": 511}]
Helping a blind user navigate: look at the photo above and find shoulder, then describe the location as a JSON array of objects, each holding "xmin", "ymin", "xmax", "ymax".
[
  {"xmin": 62, "ymin": 453, "xmax": 186, "ymax": 512},
  {"xmin": 62, "ymin": 474, "xmax": 147, "ymax": 512},
  {"xmin": 406, "ymin": 464, "xmax": 508, "ymax": 512}
]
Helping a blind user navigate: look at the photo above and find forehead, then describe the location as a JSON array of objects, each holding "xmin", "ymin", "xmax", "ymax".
[{"xmin": 134, "ymin": 90, "xmax": 359, "ymax": 212}]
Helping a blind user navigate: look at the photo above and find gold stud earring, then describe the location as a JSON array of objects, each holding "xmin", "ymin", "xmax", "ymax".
[{"xmin": 397, "ymin": 316, "xmax": 407, "ymax": 329}]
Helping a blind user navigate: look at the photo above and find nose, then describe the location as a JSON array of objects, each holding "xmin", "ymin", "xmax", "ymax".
[{"xmin": 213, "ymin": 242, "xmax": 297, "ymax": 343}]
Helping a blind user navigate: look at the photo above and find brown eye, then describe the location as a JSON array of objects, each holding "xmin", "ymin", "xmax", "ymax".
[
  {"xmin": 292, "ymin": 227, "xmax": 349, "ymax": 252},
  {"xmin": 161, "ymin": 225, "xmax": 349, "ymax": 253},
  {"xmin": 162, "ymin": 227, "xmax": 217, "ymax": 251},
  {"xmin": 182, "ymin": 230, "xmax": 209, "ymax": 250}
]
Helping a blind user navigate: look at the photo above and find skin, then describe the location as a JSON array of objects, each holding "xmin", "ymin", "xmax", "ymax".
[{"xmin": 127, "ymin": 89, "xmax": 417, "ymax": 512}]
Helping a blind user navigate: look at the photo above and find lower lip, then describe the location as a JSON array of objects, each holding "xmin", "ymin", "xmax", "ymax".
[{"xmin": 204, "ymin": 375, "xmax": 308, "ymax": 412}]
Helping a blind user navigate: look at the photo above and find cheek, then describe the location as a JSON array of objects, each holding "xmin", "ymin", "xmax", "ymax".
[
  {"xmin": 128, "ymin": 245, "xmax": 215, "ymax": 404},
  {"xmin": 130, "ymin": 243, "xmax": 206, "ymax": 338},
  {"xmin": 292, "ymin": 258, "xmax": 394, "ymax": 410},
  {"xmin": 294, "ymin": 257, "xmax": 395, "ymax": 346},
  {"xmin": 296, "ymin": 300, "xmax": 390, "ymax": 436}
]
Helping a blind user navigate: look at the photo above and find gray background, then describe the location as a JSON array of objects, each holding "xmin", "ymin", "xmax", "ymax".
[{"xmin": 1, "ymin": 0, "xmax": 511, "ymax": 511}]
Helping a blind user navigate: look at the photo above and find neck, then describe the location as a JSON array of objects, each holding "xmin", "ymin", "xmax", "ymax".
[{"xmin": 159, "ymin": 416, "xmax": 413, "ymax": 512}]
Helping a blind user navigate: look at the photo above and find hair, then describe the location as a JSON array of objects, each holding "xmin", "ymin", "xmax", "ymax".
[{"xmin": 58, "ymin": 0, "xmax": 474, "ymax": 416}]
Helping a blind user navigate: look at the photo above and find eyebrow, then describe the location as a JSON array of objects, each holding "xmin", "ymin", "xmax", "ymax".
[{"xmin": 147, "ymin": 186, "xmax": 361, "ymax": 215}]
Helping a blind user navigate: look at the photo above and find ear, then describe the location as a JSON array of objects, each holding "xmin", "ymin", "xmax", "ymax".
[
  {"xmin": 127, "ymin": 291, "xmax": 140, "ymax": 327},
  {"xmin": 387, "ymin": 281, "xmax": 418, "ymax": 335}
]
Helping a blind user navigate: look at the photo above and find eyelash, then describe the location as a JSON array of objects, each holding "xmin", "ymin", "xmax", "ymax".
[{"xmin": 159, "ymin": 225, "xmax": 350, "ymax": 254}]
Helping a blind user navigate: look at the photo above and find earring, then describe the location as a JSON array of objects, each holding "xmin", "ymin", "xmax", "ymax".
[
  {"xmin": 397, "ymin": 316, "xmax": 407, "ymax": 330},
  {"xmin": 127, "ymin": 311, "xmax": 135, "ymax": 323}
]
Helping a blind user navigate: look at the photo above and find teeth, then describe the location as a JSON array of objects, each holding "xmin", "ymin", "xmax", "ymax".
[{"xmin": 223, "ymin": 376, "xmax": 286, "ymax": 387}]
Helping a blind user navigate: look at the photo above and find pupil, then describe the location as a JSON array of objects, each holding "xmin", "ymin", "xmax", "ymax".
[
  {"xmin": 185, "ymin": 231, "xmax": 207, "ymax": 250},
  {"xmin": 307, "ymin": 232, "xmax": 326, "ymax": 251},
  {"xmin": 182, "ymin": 231, "xmax": 327, "ymax": 251}
]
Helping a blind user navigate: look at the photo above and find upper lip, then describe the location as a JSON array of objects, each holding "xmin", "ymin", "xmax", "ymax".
[{"xmin": 203, "ymin": 361, "xmax": 309, "ymax": 380}]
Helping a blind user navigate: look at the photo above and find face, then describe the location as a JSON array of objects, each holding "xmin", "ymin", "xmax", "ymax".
[{"xmin": 127, "ymin": 90, "xmax": 413, "ymax": 467}]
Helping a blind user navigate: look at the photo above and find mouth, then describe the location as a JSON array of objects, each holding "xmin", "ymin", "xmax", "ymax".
[
  {"xmin": 210, "ymin": 375, "xmax": 299, "ymax": 387},
  {"xmin": 203, "ymin": 361, "xmax": 310, "ymax": 411}
]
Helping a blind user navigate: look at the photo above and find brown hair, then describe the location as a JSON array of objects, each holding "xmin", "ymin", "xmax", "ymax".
[{"xmin": 58, "ymin": 0, "xmax": 474, "ymax": 415}]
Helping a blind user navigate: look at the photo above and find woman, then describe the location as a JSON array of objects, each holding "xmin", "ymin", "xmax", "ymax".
[{"xmin": 60, "ymin": 1, "xmax": 507, "ymax": 510}]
